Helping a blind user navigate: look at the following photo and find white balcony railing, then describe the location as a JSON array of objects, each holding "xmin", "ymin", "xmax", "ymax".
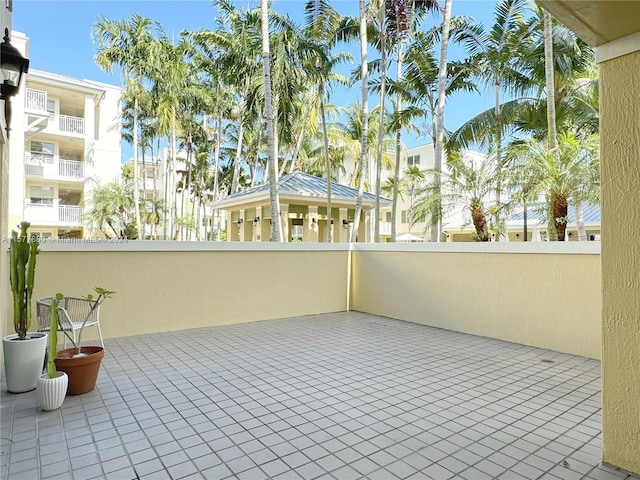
[
  {"xmin": 24, "ymin": 201, "xmax": 82, "ymax": 226},
  {"xmin": 26, "ymin": 89, "xmax": 47, "ymax": 112},
  {"xmin": 59, "ymin": 159, "xmax": 84, "ymax": 179},
  {"xmin": 58, "ymin": 114, "xmax": 85, "ymax": 135},
  {"xmin": 59, "ymin": 205, "xmax": 82, "ymax": 224},
  {"xmin": 24, "ymin": 154, "xmax": 84, "ymax": 181}
]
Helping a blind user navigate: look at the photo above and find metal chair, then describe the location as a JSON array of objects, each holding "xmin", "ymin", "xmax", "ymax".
[{"xmin": 36, "ymin": 296, "xmax": 104, "ymax": 348}]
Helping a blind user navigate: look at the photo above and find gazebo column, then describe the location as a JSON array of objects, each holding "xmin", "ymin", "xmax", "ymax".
[
  {"xmin": 338, "ymin": 208, "xmax": 349, "ymax": 243},
  {"xmin": 237, "ymin": 209, "xmax": 245, "ymax": 242},
  {"xmin": 254, "ymin": 207, "xmax": 263, "ymax": 242},
  {"xmin": 280, "ymin": 204, "xmax": 289, "ymax": 242},
  {"xmin": 307, "ymin": 206, "xmax": 318, "ymax": 242}
]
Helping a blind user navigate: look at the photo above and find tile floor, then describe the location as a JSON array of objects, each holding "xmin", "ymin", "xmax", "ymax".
[{"xmin": 1, "ymin": 312, "xmax": 638, "ymax": 480}]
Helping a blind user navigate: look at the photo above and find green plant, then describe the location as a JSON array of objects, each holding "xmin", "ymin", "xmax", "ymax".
[
  {"xmin": 9, "ymin": 221, "xmax": 39, "ymax": 340},
  {"xmin": 46, "ymin": 293, "xmax": 64, "ymax": 378}
]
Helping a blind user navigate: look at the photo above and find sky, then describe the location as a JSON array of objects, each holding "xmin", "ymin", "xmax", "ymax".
[{"xmin": 13, "ymin": 0, "xmax": 501, "ymax": 160}]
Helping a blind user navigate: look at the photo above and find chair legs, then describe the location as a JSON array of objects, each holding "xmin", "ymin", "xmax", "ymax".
[{"xmin": 96, "ymin": 323, "xmax": 104, "ymax": 348}]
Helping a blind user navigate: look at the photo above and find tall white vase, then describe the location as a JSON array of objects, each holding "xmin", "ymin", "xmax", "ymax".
[{"xmin": 2, "ymin": 333, "xmax": 48, "ymax": 393}]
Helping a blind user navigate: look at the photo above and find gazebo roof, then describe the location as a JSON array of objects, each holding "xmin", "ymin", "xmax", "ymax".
[{"xmin": 212, "ymin": 171, "xmax": 390, "ymax": 209}]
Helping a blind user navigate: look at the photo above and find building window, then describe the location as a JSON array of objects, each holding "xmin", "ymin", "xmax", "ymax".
[
  {"xmin": 407, "ymin": 155, "xmax": 420, "ymax": 167},
  {"xmin": 385, "ymin": 212, "xmax": 392, "ymax": 222},
  {"xmin": 401, "ymin": 210, "xmax": 409, "ymax": 224},
  {"xmin": 31, "ymin": 141, "xmax": 55, "ymax": 159},
  {"xmin": 30, "ymin": 185, "xmax": 54, "ymax": 205}
]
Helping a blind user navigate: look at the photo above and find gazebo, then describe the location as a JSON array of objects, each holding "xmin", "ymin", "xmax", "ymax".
[{"xmin": 212, "ymin": 171, "xmax": 391, "ymax": 242}]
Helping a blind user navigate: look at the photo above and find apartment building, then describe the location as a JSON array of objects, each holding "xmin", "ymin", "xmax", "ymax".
[{"xmin": 7, "ymin": 32, "xmax": 121, "ymax": 239}]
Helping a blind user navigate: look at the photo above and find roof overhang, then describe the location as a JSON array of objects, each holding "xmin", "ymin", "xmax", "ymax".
[
  {"xmin": 535, "ymin": 0, "xmax": 640, "ymax": 47},
  {"xmin": 212, "ymin": 191, "xmax": 385, "ymax": 211}
]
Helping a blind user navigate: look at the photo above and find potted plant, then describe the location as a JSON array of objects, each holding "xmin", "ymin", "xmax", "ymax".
[
  {"xmin": 36, "ymin": 293, "xmax": 68, "ymax": 410},
  {"xmin": 54, "ymin": 287, "xmax": 114, "ymax": 395},
  {"xmin": 3, "ymin": 221, "xmax": 48, "ymax": 393}
]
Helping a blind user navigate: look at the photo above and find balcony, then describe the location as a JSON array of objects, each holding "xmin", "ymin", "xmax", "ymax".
[
  {"xmin": 24, "ymin": 88, "xmax": 85, "ymax": 137},
  {"xmin": 24, "ymin": 153, "xmax": 85, "ymax": 181},
  {"xmin": 0, "ymin": 244, "xmax": 638, "ymax": 480},
  {"xmin": 23, "ymin": 201, "xmax": 82, "ymax": 226}
]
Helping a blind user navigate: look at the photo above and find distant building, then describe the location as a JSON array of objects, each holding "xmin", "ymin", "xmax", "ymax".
[{"xmin": 7, "ymin": 32, "xmax": 122, "ymax": 239}]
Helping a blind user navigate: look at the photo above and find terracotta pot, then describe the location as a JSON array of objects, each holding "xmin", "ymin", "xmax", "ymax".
[{"xmin": 54, "ymin": 346, "xmax": 104, "ymax": 395}]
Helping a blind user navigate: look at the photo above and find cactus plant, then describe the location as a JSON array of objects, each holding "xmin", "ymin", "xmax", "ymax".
[
  {"xmin": 9, "ymin": 221, "xmax": 39, "ymax": 340},
  {"xmin": 46, "ymin": 293, "xmax": 64, "ymax": 378}
]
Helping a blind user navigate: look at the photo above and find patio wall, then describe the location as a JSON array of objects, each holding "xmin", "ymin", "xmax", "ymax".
[
  {"xmin": 3, "ymin": 242, "xmax": 601, "ymax": 360},
  {"xmin": 16, "ymin": 242, "xmax": 350, "ymax": 341},
  {"xmin": 350, "ymin": 242, "xmax": 601, "ymax": 359}
]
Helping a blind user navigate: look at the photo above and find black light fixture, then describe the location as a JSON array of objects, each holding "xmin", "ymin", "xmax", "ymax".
[
  {"xmin": 342, "ymin": 219, "xmax": 350, "ymax": 229},
  {"xmin": 1, "ymin": 28, "xmax": 30, "ymax": 138},
  {"xmin": 237, "ymin": 218, "xmax": 244, "ymax": 226},
  {"xmin": 253, "ymin": 216, "xmax": 260, "ymax": 225}
]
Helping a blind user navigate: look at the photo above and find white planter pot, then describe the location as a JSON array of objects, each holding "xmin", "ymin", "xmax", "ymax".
[
  {"xmin": 2, "ymin": 333, "xmax": 48, "ymax": 393},
  {"xmin": 36, "ymin": 372, "xmax": 68, "ymax": 411}
]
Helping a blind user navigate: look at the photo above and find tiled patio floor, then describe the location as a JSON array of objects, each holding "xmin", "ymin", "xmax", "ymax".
[{"xmin": 1, "ymin": 312, "xmax": 638, "ymax": 480}]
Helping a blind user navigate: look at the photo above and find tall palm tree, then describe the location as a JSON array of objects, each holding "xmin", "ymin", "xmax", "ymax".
[
  {"xmin": 449, "ymin": 0, "xmax": 531, "ymax": 236},
  {"xmin": 507, "ymin": 132, "xmax": 599, "ymax": 241},
  {"xmin": 351, "ymin": 0, "xmax": 369, "ymax": 242},
  {"xmin": 305, "ymin": 0, "xmax": 350, "ymax": 242},
  {"xmin": 261, "ymin": 0, "xmax": 282, "ymax": 242},
  {"xmin": 92, "ymin": 14, "xmax": 164, "ymax": 240},
  {"xmin": 432, "ymin": 0, "xmax": 453, "ymax": 242},
  {"xmin": 385, "ymin": 0, "xmax": 439, "ymax": 242},
  {"xmin": 542, "ymin": 8, "xmax": 559, "ymax": 240},
  {"xmin": 411, "ymin": 150, "xmax": 500, "ymax": 241}
]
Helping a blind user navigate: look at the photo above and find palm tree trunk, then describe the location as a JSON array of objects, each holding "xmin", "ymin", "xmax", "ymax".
[
  {"xmin": 289, "ymin": 101, "xmax": 312, "ymax": 174},
  {"xmin": 544, "ymin": 9, "xmax": 559, "ymax": 241},
  {"xmin": 213, "ymin": 114, "xmax": 222, "ymax": 240},
  {"xmin": 320, "ymin": 99, "xmax": 332, "ymax": 243},
  {"xmin": 391, "ymin": 42, "xmax": 405, "ymax": 243},
  {"xmin": 262, "ymin": 0, "xmax": 282, "ymax": 242},
  {"xmin": 375, "ymin": 6, "xmax": 387, "ymax": 243},
  {"xmin": 432, "ymin": 0, "xmax": 452, "ymax": 242},
  {"xmin": 351, "ymin": 0, "xmax": 369, "ymax": 243},
  {"xmin": 133, "ymin": 97, "xmax": 143, "ymax": 239}
]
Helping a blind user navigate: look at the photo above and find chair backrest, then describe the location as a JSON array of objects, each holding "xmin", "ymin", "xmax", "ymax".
[
  {"xmin": 36, "ymin": 296, "xmax": 100, "ymax": 331},
  {"xmin": 36, "ymin": 296, "xmax": 74, "ymax": 331},
  {"xmin": 59, "ymin": 297, "xmax": 100, "ymax": 326}
]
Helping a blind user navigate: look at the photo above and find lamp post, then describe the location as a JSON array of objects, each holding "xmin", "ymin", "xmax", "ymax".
[{"xmin": 1, "ymin": 28, "xmax": 30, "ymax": 138}]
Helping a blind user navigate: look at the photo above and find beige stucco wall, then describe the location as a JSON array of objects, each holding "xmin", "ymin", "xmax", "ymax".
[
  {"xmin": 600, "ymin": 49, "xmax": 640, "ymax": 474},
  {"xmin": 8, "ymin": 243, "xmax": 349, "ymax": 341},
  {"xmin": 351, "ymin": 244, "xmax": 601, "ymax": 359}
]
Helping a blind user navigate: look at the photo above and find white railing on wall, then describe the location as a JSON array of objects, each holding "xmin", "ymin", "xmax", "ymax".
[
  {"xmin": 26, "ymin": 89, "xmax": 47, "ymax": 112},
  {"xmin": 24, "ymin": 201, "xmax": 82, "ymax": 225},
  {"xmin": 24, "ymin": 154, "xmax": 84, "ymax": 181}
]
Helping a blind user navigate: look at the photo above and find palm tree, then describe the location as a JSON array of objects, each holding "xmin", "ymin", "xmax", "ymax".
[
  {"xmin": 261, "ymin": 0, "xmax": 282, "ymax": 242},
  {"xmin": 432, "ymin": 0, "xmax": 453, "ymax": 242},
  {"xmin": 92, "ymin": 14, "xmax": 164, "ymax": 240},
  {"xmin": 448, "ymin": 0, "xmax": 531, "ymax": 236},
  {"xmin": 507, "ymin": 132, "xmax": 599, "ymax": 241},
  {"xmin": 411, "ymin": 150, "xmax": 501, "ymax": 241},
  {"xmin": 305, "ymin": 0, "xmax": 350, "ymax": 242},
  {"xmin": 351, "ymin": 0, "xmax": 369, "ymax": 243},
  {"xmin": 385, "ymin": 0, "xmax": 439, "ymax": 242}
]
